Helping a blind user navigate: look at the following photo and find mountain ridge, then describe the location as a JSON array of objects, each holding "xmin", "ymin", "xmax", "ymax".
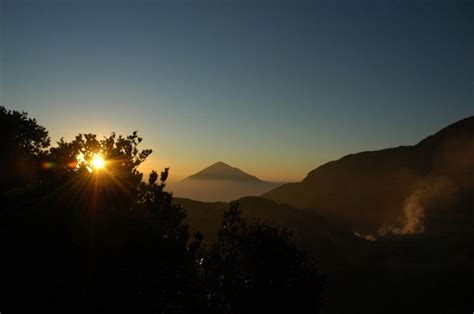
[{"xmin": 263, "ymin": 116, "xmax": 474, "ymax": 234}]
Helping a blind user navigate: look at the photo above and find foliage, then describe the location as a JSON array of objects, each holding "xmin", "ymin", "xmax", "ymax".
[
  {"xmin": 203, "ymin": 201, "xmax": 324, "ymax": 313},
  {"xmin": 0, "ymin": 106, "xmax": 50, "ymax": 191},
  {"xmin": 0, "ymin": 106, "xmax": 50, "ymax": 156},
  {"xmin": 46, "ymin": 132, "xmax": 152, "ymax": 213}
]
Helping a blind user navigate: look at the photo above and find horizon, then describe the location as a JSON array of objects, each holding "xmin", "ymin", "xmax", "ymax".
[
  {"xmin": 2, "ymin": 1, "xmax": 474, "ymax": 312},
  {"xmin": 2, "ymin": 109, "xmax": 471, "ymax": 183},
  {"xmin": 2, "ymin": 0, "xmax": 473, "ymax": 182}
]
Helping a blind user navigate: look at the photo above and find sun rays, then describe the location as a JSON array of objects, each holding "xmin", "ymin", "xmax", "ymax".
[
  {"xmin": 75, "ymin": 152, "xmax": 107, "ymax": 173},
  {"xmin": 91, "ymin": 154, "xmax": 105, "ymax": 170}
]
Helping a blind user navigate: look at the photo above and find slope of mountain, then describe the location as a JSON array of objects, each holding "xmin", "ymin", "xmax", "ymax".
[
  {"xmin": 186, "ymin": 161, "xmax": 261, "ymax": 182},
  {"xmin": 168, "ymin": 162, "xmax": 282, "ymax": 202},
  {"xmin": 263, "ymin": 116, "xmax": 474, "ymax": 235}
]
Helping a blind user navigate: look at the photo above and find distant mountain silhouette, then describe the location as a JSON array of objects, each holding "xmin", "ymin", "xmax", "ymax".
[
  {"xmin": 263, "ymin": 116, "xmax": 474, "ymax": 235},
  {"xmin": 167, "ymin": 162, "xmax": 282, "ymax": 202},
  {"xmin": 186, "ymin": 161, "xmax": 261, "ymax": 182}
]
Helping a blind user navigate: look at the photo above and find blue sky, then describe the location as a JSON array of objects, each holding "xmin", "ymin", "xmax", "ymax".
[{"xmin": 1, "ymin": 0, "xmax": 473, "ymax": 181}]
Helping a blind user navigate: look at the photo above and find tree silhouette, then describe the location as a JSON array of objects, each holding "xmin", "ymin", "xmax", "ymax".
[
  {"xmin": 0, "ymin": 106, "xmax": 50, "ymax": 192},
  {"xmin": 80, "ymin": 170, "xmax": 203, "ymax": 313},
  {"xmin": 0, "ymin": 117, "xmax": 201, "ymax": 312},
  {"xmin": 46, "ymin": 131, "xmax": 152, "ymax": 215},
  {"xmin": 203, "ymin": 201, "xmax": 325, "ymax": 313}
]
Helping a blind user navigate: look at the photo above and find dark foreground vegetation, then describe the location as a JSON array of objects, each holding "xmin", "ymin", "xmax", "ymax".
[
  {"xmin": 0, "ymin": 106, "xmax": 323, "ymax": 313},
  {"xmin": 2, "ymin": 106, "xmax": 474, "ymax": 314}
]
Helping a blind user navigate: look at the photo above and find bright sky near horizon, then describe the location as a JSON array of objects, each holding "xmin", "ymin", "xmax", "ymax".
[{"xmin": 1, "ymin": 0, "xmax": 473, "ymax": 182}]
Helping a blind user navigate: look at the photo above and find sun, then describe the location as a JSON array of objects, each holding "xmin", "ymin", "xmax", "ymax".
[{"xmin": 91, "ymin": 154, "xmax": 105, "ymax": 170}]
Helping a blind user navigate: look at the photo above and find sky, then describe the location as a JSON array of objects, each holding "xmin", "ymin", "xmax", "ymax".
[{"xmin": 1, "ymin": 0, "xmax": 473, "ymax": 182}]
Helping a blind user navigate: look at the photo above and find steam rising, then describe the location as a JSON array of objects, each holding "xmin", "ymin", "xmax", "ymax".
[{"xmin": 382, "ymin": 177, "xmax": 457, "ymax": 236}]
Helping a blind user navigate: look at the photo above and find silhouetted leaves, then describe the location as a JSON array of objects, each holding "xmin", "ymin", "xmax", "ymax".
[
  {"xmin": 0, "ymin": 106, "xmax": 50, "ymax": 192},
  {"xmin": 203, "ymin": 201, "xmax": 324, "ymax": 313}
]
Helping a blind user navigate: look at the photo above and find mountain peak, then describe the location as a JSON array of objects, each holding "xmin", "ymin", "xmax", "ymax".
[
  {"xmin": 209, "ymin": 161, "xmax": 232, "ymax": 168},
  {"xmin": 185, "ymin": 162, "xmax": 262, "ymax": 182}
]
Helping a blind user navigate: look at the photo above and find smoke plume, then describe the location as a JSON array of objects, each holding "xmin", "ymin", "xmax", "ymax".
[{"xmin": 389, "ymin": 176, "xmax": 457, "ymax": 235}]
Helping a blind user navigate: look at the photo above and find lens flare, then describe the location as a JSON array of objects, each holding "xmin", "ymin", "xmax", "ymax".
[{"xmin": 91, "ymin": 154, "xmax": 105, "ymax": 170}]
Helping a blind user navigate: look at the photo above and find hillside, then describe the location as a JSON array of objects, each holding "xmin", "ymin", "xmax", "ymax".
[{"xmin": 263, "ymin": 116, "xmax": 474, "ymax": 235}]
